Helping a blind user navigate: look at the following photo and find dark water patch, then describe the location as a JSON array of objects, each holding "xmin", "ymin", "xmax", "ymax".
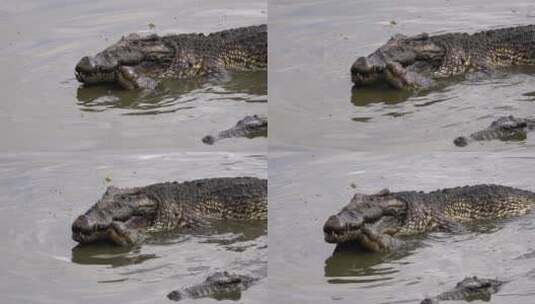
[
  {"xmin": 352, "ymin": 117, "xmax": 373, "ymax": 123},
  {"xmin": 383, "ymin": 111, "xmax": 412, "ymax": 118},
  {"xmin": 518, "ymin": 90, "xmax": 535, "ymax": 102},
  {"xmin": 121, "ymin": 106, "xmax": 195, "ymax": 116},
  {"xmin": 522, "ymin": 91, "xmax": 535, "ymax": 97},
  {"xmin": 324, "ymin": 243, "xmax": 414, "ymax": 279},
  {"xmin": 71, "ymin": 244, "xmax": 158, "ymax": 267},
  {"xmin": 327, "ymin": 276, "xmax": 394, "ymax": 284},
  {"xmin": 441, "ymin": 122, "xmax": 460, "ymax": 128},
  {"xmin": 350, "ymin": 84, "xmax": 414, "ymax": 106},
  {"xmin": 413, "ymin": 96, "xmax": 456, "ymax": 108},
  {"xmin": 98, "ymin": 278, "xmax": 129, "ymax": 283}
]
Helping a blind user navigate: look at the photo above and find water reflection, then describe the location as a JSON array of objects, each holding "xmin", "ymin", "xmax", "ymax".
[
  {"xmin": 324, "ymin": 242, "xmax": 415, "ymax": 284},
  {"xmin": 350, "ymin": 84, "xmax": 414, "ymax": 106},
  {"xmin": 71, "ymin": 243, "xmax": 158, "ymax": 267},
  {"xmin": 75, "ymin": 71, "xmax": 267, "ymax": 114},
  {"xmin": 71, "ymin": 220, "xmax": 266, "ymax": 267}
]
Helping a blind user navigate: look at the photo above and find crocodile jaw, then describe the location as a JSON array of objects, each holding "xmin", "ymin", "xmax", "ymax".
[{"xmin": 72, "ymin": 215, "xmax": 149, "ymax": 246}]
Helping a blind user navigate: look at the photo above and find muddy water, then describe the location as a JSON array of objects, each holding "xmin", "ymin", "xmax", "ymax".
[
  {"xmin": 0, "ymin": 0, "xmax": 267, "ymax": 152},
  {"xmin": 0, "ymin": 0, "xmax": 266, "ymax": 303},
  {"xmin": 0, "ymin": 152, "xmax": 267, "ymax": 303},
  {"xmin": 269, "ymin": 150, "xmax": 535, "ymax": 303},
  {"xmin": 270, "ymin": 0, "xmax": 535, "ymax": 152},
  {"xmin": 269, "ymin": 2, "xmax": 535, "ymax": 300}
]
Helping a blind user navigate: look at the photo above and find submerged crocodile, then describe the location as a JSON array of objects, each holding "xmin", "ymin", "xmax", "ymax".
[
  {"xmin": 202, "ymin": 115, "xmax": 267, "ymax": 145},
  {"xmin": 75, "ymin": 25, "xmax": 267, "ymax": 90},
  {"xmin": 351, "ymin": 25, "xmax": 535, "ymax": 90},
  {"xmin": 72, "ymin": 177, "xmax": 267, "ymax": 246},
  {"xmin": 454, "ymin": 115, "xmax": 535, "ymax": 147},
  {"xmin": 167, "ymin": 271, "xmax": 258, "ymax": 302},
  {"xmin": 421, "ymin": 276, "xmax": 505, "ymax": 304},
  {"xmin": 323, "ymin": 184, "xmax": 535, "ymax": 252}
]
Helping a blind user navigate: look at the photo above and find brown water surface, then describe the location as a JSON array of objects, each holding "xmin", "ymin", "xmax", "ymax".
[
  {"xmin": 0, "ymin": 0, "xmax": 267, "ymax": 303},
  {"xmin": 270, "ymin": 0, "xmax": 535, "ymax": 152},
  {"xmin": 270, "ymin": 150, "xmax": 535, "ymax": 303}
]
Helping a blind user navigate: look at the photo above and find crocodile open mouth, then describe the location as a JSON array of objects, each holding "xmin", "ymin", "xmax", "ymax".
[
  {"xmin": 351, "ymin": 66, "xmax": 385, "ymax": 86},
  {"xmin": 351, "ymin": 55, "xmax": 387, "ymax": 86},
  {"xmin": 324, "ymin": 220, "xmax": 401, "ymax": 252},
  {"xmin": 323, "ymin": 213, "xmax": 364, "ymax": 244},
  {"xmin": 323, "ymin": 213, "xmax": 402, "ymax": 248},
  {"xmin": 324, "ymin": 228, "xmax": 362, "ymax": 243},
  {"xmin": 72, "ymin": 227, "xmax": 108, "ymax": 244},
  {"xmin": 72, "ymin": 215, "xmax": 149, "ymax": 246}
]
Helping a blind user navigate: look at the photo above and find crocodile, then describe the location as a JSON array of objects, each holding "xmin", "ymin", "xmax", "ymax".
[
  {"xmin": 75, "ymin": 24, "xmax": 267, "ymax": 90},
  {"xmin": 72, "ymin": 177, "xmax": 267, "ymax": 246},
  {"xmin": 323, "ymin": 184, "xmax": 535, "ymax": 252},
  {"xmin": 351, "ymin": 25, "xmax": 535, "ymax": 90},
  {"xmin": 454, "ymin": 115, "xmax": 535, "ymax": 147},
  {"xmin": 202, "ymin": 114, "xmax": 267, "ymax": 145},
  {"xmin": 167, "ymin": 271, "xmax": 258, "ymax": 302},
  {"xmin": 421, "ymin": 276, "xmax": 505, "ymax": 304}
]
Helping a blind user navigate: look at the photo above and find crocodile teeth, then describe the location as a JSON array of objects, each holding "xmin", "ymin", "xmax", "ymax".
[
  {"xmin": 324, "ymin": 229, "xmax": 358, "ymax": 243},
  {"xmin": 76, "ymin": 70, "xmax": 117, "ymax": 84}
]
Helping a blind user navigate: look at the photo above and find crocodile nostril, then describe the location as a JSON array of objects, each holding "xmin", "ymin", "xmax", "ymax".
[{"xmin": 75, "ymin": 56, "xmax": 96, "ymax": 72}]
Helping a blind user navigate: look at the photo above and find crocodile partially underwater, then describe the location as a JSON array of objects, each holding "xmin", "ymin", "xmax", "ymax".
[
  {"xmin": 454, "ymin": 115, "xmax": 535, "ymax": 147},
  {"xmin": 202, "ymin": 114, "xmax": 267, "ymax": 145},
  {"xmin": 351, "ymin": 25, "xmax": 535, "ymax": 90},
  {"xmin": 72, "ymin": 177, "xmax": 267, "ymax": 246},
  {"xmin": 167, "ymin": 271, "xmax": 258, "ymax": 302},
  {"xmin": 323, "ymin": 184, "xmax": 535, "ymax": 252},
  {"xmin": 75, "ymin": 25, "xmax": 267, "ymax": 90},
  {"xmin": 421, "ymin": 276, "xmax": 505, "ymax": 304}
]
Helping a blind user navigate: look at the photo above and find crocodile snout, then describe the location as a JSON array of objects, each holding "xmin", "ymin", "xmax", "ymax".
[
  {"xmin": 72, "ymin": 214, "xmax": 95, "ymax": 232},
  {"xmin": 75, "ymin": 55, "xmax": 119, "ymax": 84},
  {"xmin": 75, "ymin": 56, "xmax": 97, "ymax": 73},
  {"xmin": 323, "ymin": 215, "xmax": 345, "ymax": 233},
  {"xmin": 71, "ymin": 213, "xmax": 112, "ymax": 243},
  {"xmin": 351, "ymin": 57, "xmax": 371, "ymax": 74},
  {"xmin": 351, "ymin": 55, "xmax": 386, "ymax": 86},
  {"xmin": 72, "ymin": 213, "xmax": 112, "ymax": 232},
  {"xmin": 323, "ymin": 212, "xmax": 363, "ymax": 232},
  {"xmin": 323, "ymin": 213, "xmax": 363, "ymax": 243}
]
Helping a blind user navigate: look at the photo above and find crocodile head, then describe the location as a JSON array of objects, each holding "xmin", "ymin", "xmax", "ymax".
[
  {"xmin": 323, "ymin": 191, "xmax": 406, "ymax": 252},
  {"xmin": 421, "ymin": 276, "xmax": 505, "ymax": 304},
  {"xmin": 351, "ymin": 33, "xmax": 445, "ymax": 89},
  {"xmin": 75, "ymin": 33, "xmax": 176, "ymax": 90},
  {"xmin": 72, "ymin": 186, "xmax": 158, "ymax": 246}
]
